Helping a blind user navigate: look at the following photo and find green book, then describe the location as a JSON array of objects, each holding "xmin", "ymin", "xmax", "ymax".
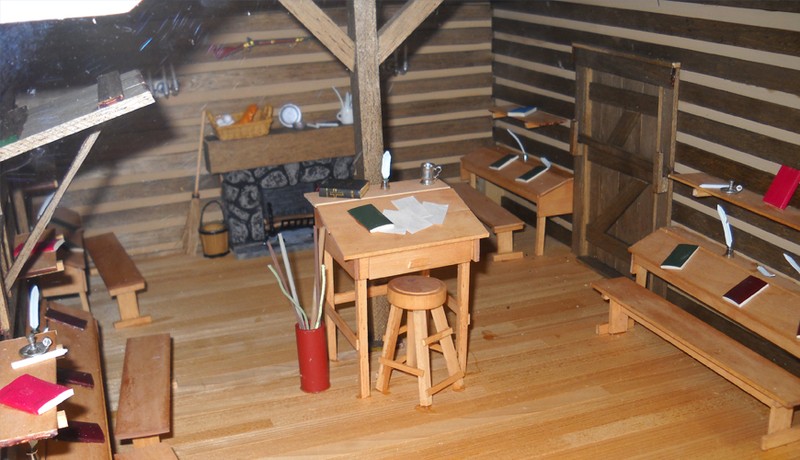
[
  {"xmin": 660, "ymin": 243, "xmax": 699, "ymax": 270},
  {"xmin": 489, "ymin": 153, "xmax": 518, "ymax": 170},
  {"xmin": 318, "ymin": 178, "xmax": 369, "ymax": 198},
  {"xmin": 516, "ymin": 165, "xmax": 547, "ymax": 183},
  {"xmin": 347, "ymin": 204, "xmax": 395, "ymax": 233}
]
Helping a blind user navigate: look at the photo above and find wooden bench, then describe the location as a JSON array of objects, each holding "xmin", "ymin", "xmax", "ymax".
[
  {"xmin": 84, "ymin": 232, "xmax": 149, "ymax": 329},
  {"xmin": 114, "ymin": 443, "xmax": 178, "ymax": 460},
  {"xmin": 451, "ymin": 182, "xmax": 524, "ymax": 261},
  {"xmin": 43, "ymin": 301, "xmax": 112, "ymax": 458},
  {"xmin": 115, "ymin": 334, "xmax": 172, "ymax": 448},
  {"xmin": 593, "ymin": 277, "xmax": 800, "ymax": 450}
]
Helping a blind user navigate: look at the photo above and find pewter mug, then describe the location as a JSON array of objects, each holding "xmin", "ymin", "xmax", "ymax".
[{"xmin": 420, "ymin": 162, "xmax": 442, "ymax": 185}]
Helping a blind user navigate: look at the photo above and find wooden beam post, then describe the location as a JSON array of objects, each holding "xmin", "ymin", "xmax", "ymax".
[{"xmin": 348, "ymin": 0, "xmax": 384, "ymax": 184}]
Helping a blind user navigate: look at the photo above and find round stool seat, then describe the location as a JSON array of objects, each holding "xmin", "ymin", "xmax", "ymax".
[{"xmin": 387, "ymin": 276, "xmax": 447, "ymax": 311}]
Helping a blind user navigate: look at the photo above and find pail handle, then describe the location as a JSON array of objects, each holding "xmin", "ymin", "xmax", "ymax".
[{"xmin": 200, "ymin": 200, "xmax": 225, "ymax": 230}]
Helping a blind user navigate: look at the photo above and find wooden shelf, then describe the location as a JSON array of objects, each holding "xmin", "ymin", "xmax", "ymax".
[
  {"xmin": 670, "ymin": 172, "xmax": 800, "ymax": 231},
  {"xmin": 489, "ymin": 105, "xmax": 568, "ymax": 129},
  {"xmin": 204, "ymin": 125, "xmax": 355, "ymax": 174}
]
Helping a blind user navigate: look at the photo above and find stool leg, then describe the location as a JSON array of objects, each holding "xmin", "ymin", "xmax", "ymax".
[
  {"xmin": 431, "ymin": 306, "xmax": 462, "ymax": 384},
  {"xmin": 412, "ymin": 310, "xmax": 433, "ymax": 407},
  {"xmin": 376, "ymin": 305, "xmax": 403, "ymax": 393}
]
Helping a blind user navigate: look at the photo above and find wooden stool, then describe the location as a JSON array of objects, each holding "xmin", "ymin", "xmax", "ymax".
[{"xmin": 376, "ymin": 276, "xmax": 464, "ymax": 407}]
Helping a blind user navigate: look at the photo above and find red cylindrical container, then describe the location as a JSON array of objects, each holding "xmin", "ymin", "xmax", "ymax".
[{"xmin": 295, "ymin": 323, "xmax": 330, "ymax": 393}]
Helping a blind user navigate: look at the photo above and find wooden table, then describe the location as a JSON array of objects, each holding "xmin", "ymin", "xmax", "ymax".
[
  {"xmin": 629, "ymin": 226, "xmax": 800, "ymax": 359},
  {"xmin": 460, "ymin": 146, "xmax": 574, "ymax": 256},
  {"xmin": 307, "ymin": 180, "xmax": 489, "ymax": 398}
]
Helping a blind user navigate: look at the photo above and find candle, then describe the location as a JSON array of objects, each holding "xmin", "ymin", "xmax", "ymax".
[{"xmin": 29, "ymin": 285, "xmax": 40, "ymax": 331}]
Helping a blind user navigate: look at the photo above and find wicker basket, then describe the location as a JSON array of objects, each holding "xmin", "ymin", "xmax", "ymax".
[{"xmin": 207, "ymin": 104, "xmax": 273, "ymax": 140}]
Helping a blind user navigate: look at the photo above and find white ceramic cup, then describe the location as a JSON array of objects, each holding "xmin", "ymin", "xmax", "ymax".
[{"xmin": 337, "ymin": 107, "xmax": 354, "ymax": 125}]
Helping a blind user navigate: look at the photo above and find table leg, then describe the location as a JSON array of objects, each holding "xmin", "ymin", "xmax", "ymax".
[
  {"xmin": 355, "ymin": 278, "xmax": 370, "ymax": 398},
  {"xmin": 535, "ymin": 215, "xmax": 546, "ymax": 256},
  {"xmin": 454, "ymin": 261, "xmax": 471, "ymax": 390},
  {"xmin": 324, "ymin": 250, "xmax": 337, "ymax": 361}
]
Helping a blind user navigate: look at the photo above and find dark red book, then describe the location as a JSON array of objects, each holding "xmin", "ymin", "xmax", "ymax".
[
  {"xmin": 763, "ymin": 165, "xmax": 800, "ymax": 210},
  {"xmin": 56, "ymin": 421, "xmax": 105, "ymax": 443},
  {"xmin": 722, "ymin": 275, "xmax": 768, "ymax": 308},
  {"xmin": 0, "ymin": 374, "xmax": 74, "ymax": 415}
]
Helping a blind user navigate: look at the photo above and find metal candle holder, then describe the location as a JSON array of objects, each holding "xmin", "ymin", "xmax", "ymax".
[
  {"xmin": 18, "ymin": 331, "xmax": 51, "ymax": 358},
  {"xmin": 725, "ymin": 246, "xmax": 734, "ymax": 258}
]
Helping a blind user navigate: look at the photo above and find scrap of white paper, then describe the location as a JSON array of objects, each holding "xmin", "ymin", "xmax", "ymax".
[
  {"xmin": 422, "ymin": 201, "xmax": 448, "ymax": 225},
  {"xmin": 383, "ymin": 209, "xmax": 431, "ymax": 234},
  {"xmin": 392, "ymin": 196, "xmax": 431, "ymax": 218},
  {"xmin": 374, "ymin": 195, "xmax": 449, "ymax": 235}
]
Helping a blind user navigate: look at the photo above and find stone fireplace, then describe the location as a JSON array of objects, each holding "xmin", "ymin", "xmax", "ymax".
[{"xmin": 221, "ymin": 156, "xmax": 354, "ymax": 256}]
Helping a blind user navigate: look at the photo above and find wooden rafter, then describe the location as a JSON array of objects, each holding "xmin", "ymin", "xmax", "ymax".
[
  {"xmin": 378, "ymin": 0, "xmax": 443, "ymax": 64},
  {"xmin": 278, "ymin": 0, "xmax": 355, "ymax": 71},
  {"xmin": 278, "ymin": 0, "xmax": 442, "ymax": 183}
]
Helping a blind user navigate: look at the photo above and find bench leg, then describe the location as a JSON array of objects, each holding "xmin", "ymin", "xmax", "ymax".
[
  {"xmin": 113, "ymin": 292, "xmax": 152, "ymax": 329},
  {"xmin": 596, "ymin": 299, "xmax": 635, "ymax": 335},
  {"xmin": 491, "ymin": 230, "xmax": 523, "ymax": 262},
  {"xmin": 534, "ymin": 216, "xmax": 546, "ymax": 256},
  {"xmin": 761, "ymin": 406, "xmax": 800, "ymax": 450}
]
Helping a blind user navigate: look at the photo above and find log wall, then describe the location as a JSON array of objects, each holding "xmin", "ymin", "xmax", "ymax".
[
  {"xmin": 39, "ymin": 3, "xmax": 493, "ymax": 256},
  {"xmin": 491, "ymin": 0, "xmax": 800, "ymax": 279}
]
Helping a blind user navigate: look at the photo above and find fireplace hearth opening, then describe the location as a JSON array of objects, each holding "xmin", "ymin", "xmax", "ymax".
[{"xmin": 221, "ymin": 156, "xmax": 354, "ymax": 258}]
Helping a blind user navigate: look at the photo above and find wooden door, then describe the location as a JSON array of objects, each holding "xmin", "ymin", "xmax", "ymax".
[{"xmin": 572, "ymin": 44, "xmax": 680, "ymax": 276}]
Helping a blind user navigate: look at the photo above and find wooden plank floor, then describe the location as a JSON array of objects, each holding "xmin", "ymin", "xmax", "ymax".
[{"xmin": 59, "ymin": 228, "xmax": 799, "ymax": 458}]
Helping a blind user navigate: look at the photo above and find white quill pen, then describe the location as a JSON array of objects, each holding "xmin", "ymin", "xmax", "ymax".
[
  {"xmin": 784, "ymin": 253, "xmax": 800, "ymax": 275},
  {"xmin": 381, "ymin": 150, "xmax": 391, "ymax": 181},
  {"xmin": 716, "ymin": 204, "xmax": 733, "ymax": 248},
  {"xmin": 541, "ymin": 157, "xmax": 552, "ymax": 170},
  {"xmin": 29, "ymin": 285, "xmax": 40, "ymax": 331}
]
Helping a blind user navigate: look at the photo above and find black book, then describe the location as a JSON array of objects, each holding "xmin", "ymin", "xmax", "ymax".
[{"xmin": 318, "ymin": 178, "xmax": 369, "ymax": 198}]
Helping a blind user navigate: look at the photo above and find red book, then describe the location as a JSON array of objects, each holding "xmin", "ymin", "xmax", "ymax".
[
  {"xmin": 763, "ymin": 165, "xmax": 800, "ymax": 210},
  {"xmin": 0, "ymin": 374, "xmax": 74, "ymax": 415},
  {"xmin": 722, "ymin": 275, "xmax": 768, "ymax": 308}
]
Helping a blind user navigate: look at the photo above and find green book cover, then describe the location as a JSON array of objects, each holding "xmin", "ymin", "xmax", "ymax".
[
  {"xmin": 660, "ymin": 243, "xmax": 699, "ymax": 270},
  {"xmin": 347, "ymin": 204, "xmax": 394, "ymax": 233},
  {"xmin": 489, "ymin": 153, "xmax": 518, "ymax": 170},
  {"xmin": 516, "ymin": 165, "xmax": 547, "ymax": 183}
]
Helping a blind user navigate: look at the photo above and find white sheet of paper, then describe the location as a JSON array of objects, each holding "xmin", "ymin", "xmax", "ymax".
[
  {"xmin": 422, "ymin": 202, "xmax": 448, "ymax": 225},
  {"xmin": 392, "ymin": 196, "xmax": 430, "ymax": 218},
  {"xmin": 383, "ymin": 209, "xmax": 432, "ymax": 234}
]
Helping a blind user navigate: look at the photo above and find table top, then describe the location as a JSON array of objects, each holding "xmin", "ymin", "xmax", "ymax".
[
  {"xmin": 308, "ymin": 180, "xmax": 488, "ymax": 262},
  {"xmin": 461, "ymin": 146, "xmax": 574, "ymax": 201},
  {"xmin": 0, "ymin": 333, "xmax": 60, "ymax": 447},
  {"xmin": 629, "ymin": 226, "xmax": 800, "ymax": 359}
]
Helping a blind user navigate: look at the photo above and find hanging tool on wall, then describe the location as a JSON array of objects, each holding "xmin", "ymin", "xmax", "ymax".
[{"xmin": 209, "ymin": 36, "xmax": 308, "ymax": 59}]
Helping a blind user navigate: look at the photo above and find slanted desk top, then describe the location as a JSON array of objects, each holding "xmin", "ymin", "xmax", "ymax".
[
  {"xmin": 0, "ymin": 334, "xmax": 59, "ymax": 448},
  {"xmin": 460, "ymin": 145, "xmax": 574, "ymax": 255},
  {"xmin": 629, "ymin": 226, "xmax": 800, "ymax": 359}
]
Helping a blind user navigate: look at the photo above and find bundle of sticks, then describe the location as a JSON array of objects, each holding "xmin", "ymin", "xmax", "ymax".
[{"xmin": 266, "ymin": 228, "xmax": 326, "ymax": 330}]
